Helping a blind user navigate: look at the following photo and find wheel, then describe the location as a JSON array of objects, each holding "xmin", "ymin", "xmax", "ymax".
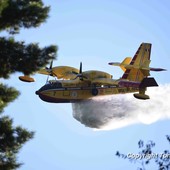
[{"xmin": 91, "ymin": 88, "xmax": 98, "ymax": 96}]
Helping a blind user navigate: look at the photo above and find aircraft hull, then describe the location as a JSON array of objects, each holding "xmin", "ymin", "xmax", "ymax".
[{"xmin": 36, "ymin": 86, "xmax": 138, "ymax": 103}]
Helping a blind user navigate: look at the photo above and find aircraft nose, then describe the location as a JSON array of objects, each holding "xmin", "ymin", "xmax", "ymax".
[{"xmin": 35, "ymin": 90, "xmax": 39, "ymax": 95}]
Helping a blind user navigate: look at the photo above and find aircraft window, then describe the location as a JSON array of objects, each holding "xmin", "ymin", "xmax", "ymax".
[
  {"xmin": 39, "ymin": 84, "xmax": 50, "ymax": 91},
  {"xmin": 39, "ymin": 82, "xmax": 62, "ymax": 92},
  {"xmin": 51, "ymin": 82, "xmax": 62, "ymax": 88}
]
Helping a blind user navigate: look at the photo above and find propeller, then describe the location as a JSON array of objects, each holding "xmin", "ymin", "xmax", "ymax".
[
  {"xmin": 45, "ymin": 60, "xmax": 54, "ymax": 83},
  {"xmin": 46, "ymin": 60, "xmax": 54, "ymax": 76},
  {"xmin": 80, "ymin": 62, "xmax": 82, "ymax": 74},
  {"xmin": 73, "ymin": 62, "xmax": 87, "ymax": 81}
]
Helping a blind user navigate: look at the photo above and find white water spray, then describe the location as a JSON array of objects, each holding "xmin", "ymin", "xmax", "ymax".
[{"xmin": 72, "ymin": 84, "xmax": 170, "ymax": 130}]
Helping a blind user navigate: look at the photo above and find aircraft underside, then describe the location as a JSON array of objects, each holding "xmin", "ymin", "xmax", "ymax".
[{"xmin": 36, "ymin": 86, "xmax": 139, "ymax": 103}]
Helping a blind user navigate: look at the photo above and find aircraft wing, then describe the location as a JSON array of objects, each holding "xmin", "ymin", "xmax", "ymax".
[{"xmin": 38, "ymin": 66, "xmax": 79, "ymax": 80}]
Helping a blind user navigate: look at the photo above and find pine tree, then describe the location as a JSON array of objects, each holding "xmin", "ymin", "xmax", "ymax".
[
  {"xmin": 115, "ymin": 136, "xmax": 170, "ymax": 170},
  {"xmin": 0, "ymin": 0, "xmax": 58, "ymax": 169}
]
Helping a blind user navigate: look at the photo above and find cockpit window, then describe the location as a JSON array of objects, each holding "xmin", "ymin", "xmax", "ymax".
[
  {"xmin": 39, "ymin": 81, "xmax": 62, "ymax": 92},
  {"xmin": 50, "ymin": 82, "xmax": 62, "ymax": 88}
]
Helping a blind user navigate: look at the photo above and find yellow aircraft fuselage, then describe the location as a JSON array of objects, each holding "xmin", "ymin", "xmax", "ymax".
[{"xmin": 35, "ymin": 80, "xmax": 139, "ymax": 103}]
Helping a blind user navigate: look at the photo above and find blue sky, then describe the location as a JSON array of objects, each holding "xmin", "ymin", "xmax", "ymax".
[{"xmin": 2, "ymin": 0, "xmax": 170, "ymax": 169}]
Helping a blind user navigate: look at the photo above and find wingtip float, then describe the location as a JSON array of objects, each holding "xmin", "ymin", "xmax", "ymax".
[
  {"xmin": 19, "ymin": 43, "xmax": 166, "ymax": 102},
  {"xmin": 19, "ymin": 75, "xmax": 35, "ymax": 82}
]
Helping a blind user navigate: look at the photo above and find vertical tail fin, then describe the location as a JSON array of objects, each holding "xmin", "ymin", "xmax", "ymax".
[{"xmin": 122, "ymin": 43, "xmax": 152, "ymax": 82}]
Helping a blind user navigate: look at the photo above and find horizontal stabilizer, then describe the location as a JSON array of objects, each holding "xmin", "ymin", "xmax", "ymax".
[
  {"xmin": 150, "ymin": 67, "xmax": 166, "ymax": 71},
  {"xmin": 108, "ymin": 57, "xmax": 132, "ymax": 72}
]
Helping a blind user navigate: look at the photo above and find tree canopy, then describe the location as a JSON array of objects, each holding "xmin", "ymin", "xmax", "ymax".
[
  {"xmin": 0, "ymin": 0, "xmax": 58, "ymax": 169},
  {"xmin": 0, "ymin": 37, "xmax": 56, "ymax": 78},
  {"xmin": 0, "ymin": 0, "xmax": 50, "ymax": 34},
  {"xmin": 0, "ymin": 116, "xmax": 34, "ymax": 169}
]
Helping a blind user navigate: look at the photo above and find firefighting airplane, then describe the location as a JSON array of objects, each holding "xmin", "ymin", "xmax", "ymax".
[{"xmin": 19, "ymin": 43, "xmax": 166, "ymax": 103}]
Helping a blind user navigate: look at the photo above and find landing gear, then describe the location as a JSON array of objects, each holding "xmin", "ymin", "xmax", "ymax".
[{"xmin": 91, "ymin": 88, "xmax": 98, "ymax": 96}]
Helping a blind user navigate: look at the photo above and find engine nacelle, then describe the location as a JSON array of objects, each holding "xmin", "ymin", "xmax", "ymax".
[{"xmin": 133, "ymin": 93, "xmax": 150, "ymax": 100}]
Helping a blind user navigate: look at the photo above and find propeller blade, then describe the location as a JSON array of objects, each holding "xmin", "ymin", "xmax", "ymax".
[
  {"xmin": 46, "ymin": 60, "xmax": 53, "ymax": 74},
  {"xmin": 72, "ymin": 71, "xmax": 78, "ymax": 75},
  {"xmin": 50, "ymin": 60, "xmax": 53, "ymax": 69},
  {"xmin": 73, "ymin": 74, "xmax": 88, "ymax": 81},
  {"xmin": 73, "ymin": 62, "xmax": 88, "ymax": 81},
  {"xmin": 80, "ymin": 62, "xmax": 82, "ymax": 74}
]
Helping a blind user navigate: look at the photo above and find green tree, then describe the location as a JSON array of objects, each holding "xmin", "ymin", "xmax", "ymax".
[
  {"xmin": 115, "ymin": 135, "xmax": 170, "ymax": 170},
  {"xmin": 0, "ymin": 0, "xmax": 58, "ymax": 169},
  {"xmin": 0, "ymin": 0, "xmax": 50, "ymax": 34}
]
